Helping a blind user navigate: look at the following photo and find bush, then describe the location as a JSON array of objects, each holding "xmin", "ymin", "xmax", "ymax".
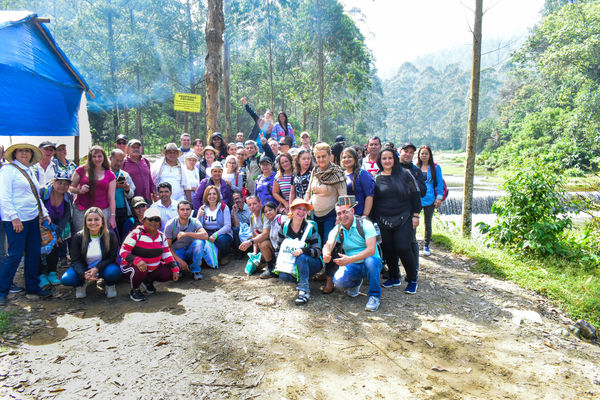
[{"xmin": 477, "ymin": 162, "xmax": 572, "ymax": 257}]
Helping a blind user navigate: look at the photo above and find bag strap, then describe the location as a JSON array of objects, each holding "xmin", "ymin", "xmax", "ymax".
[
  {"xmin": 356, "ymin": 216, "xmax": 365, "ymax": 239},
  {"xmin": 300, "ymin": 220, "xmax": 312, "ymax": 242},
  {"xmin": 9, "ymin": 163, "xmax": 43, "ymax": 221}
]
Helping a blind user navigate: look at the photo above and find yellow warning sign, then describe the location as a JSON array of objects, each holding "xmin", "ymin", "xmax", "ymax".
[{"xmin": 174, "ymin": 93, "xmax": 202, "ymax": 113}]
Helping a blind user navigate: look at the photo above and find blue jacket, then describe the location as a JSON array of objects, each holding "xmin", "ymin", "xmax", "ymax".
[{"xmin": 421, "ymin": 164, "xmax": 444, "ymax": 207}]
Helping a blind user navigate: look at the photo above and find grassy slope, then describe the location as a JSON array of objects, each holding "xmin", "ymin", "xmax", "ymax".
[{"xmin": 432, "ymin": 226, "xmax": 600, "ymax": 327}]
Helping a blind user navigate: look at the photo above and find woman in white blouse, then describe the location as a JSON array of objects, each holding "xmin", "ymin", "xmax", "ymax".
[{"xmin": 0, "ymin": 144, "xmax": 51, "ymax": 305}]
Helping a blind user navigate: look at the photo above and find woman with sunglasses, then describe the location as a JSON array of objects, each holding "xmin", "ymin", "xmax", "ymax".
[
  {"xmin": 119, "ymin": 208, "xmax": 179, "ymax": 302},
  {"xmin": 274, "ymin": 199, "xmax": 322, "ymax": 305},
  {"xmin": 122, "ymin": 196, "xmax": 148, "ymax": 241}
]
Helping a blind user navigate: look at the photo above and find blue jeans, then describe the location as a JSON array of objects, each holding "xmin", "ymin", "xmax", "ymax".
[
  {"xmin": 0, "ymin": 221, "xmax": 6, "ymax": 267},
  {"xmin": 0, "ymin": 219, "xmax": 41, "ymax": 297},
  {"xmin": 333, "ymin": 255, "xmax": 382, "ymax": 298},
  {"xmin": 279, "ymin": 254, "xmax": 322, "ymax": 294},
  {"xmin": 313, "ymin": 209, "xmax": 336, "ymax": 249},
  {"xmin": 61, "ymin": 264, "xmax": 121, "ymax": 286},
  {"xmin": 173, "ymin": 239, "xmax": 204, "ymax": 273},
  {"xmin": 214, "ymin": 234, "xmax": 233, "ymax": 255}
]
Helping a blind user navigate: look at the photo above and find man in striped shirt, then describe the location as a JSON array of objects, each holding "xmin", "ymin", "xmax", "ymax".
[{"xmin": 119, "ymin": 207, "xmax": 180, "ymax": 302}]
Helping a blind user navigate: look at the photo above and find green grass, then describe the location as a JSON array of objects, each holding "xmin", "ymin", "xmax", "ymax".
[
  {"xmin": 0, "ymin": 310, "xmax": 14, "ymax": 335},
  {"xmin": 432, "ymin": 225, "xmax": 600, "ymax": 328}
]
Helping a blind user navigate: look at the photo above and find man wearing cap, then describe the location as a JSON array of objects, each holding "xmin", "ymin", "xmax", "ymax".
[
  {"xmin": 115, "ymin": 134, "xmax": 128, "ymax": 153},
  {"xmin": 399, "ymin": 142, "xmax": 427, "ymax": 272},
  {"xmin": 323, "ymin": 195, "xmax": 383, "ymax": 312},
  {"xmin": 151, "ymin": 143, "xmax": 191, "ymax": 203},
  {"xmin": 123, "ymin": 139, "xmax": 156, "ymax": 203},
  {"xmin": 110, "ymin": 149, "xmax": 136, "ymax": 239},
  {"xmin": 150, "ymin": 182, "xmax": 179, "ymax": 232},
  {"xmin": 299, "ymin": 132, "xmax": 312, "ymax": 151},
  {"xmin": 33, "ymin": 141, "xmax": 57, "ymax": 187},
  {"xmin": 119, "ymin": 207, "xmax": 179, "ymax": 302},
  {"xmin": 362, "ymin": 136, "xmax": 382, "ymax": 176}
]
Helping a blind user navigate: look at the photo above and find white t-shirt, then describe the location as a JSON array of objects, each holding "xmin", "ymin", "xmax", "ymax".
[
  {"xmin": 204, "ymin": 206, "xmax": 218, "ymax": 225},
  {"xmin": 184, "ymin": 167, "xmax": 199, "ymax": 190},
  {"xmin": 361, "ymin": 158, "xmax": 379, "ymax": 176},
  {"xmin": 86, "ymin": 236, "xmax": 102, "ymax": 268}
]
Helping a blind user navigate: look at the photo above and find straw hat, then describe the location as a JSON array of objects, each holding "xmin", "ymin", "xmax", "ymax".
[
  {"xmin": 290, "ymin": 198, "xmax": 314, "ymax": 212},
  {"xmin": 5, "ymin": 143, "xmax": 42, "ymax": 165},
  {"xmin": 202, "ymin": 145, "xmax": 218, "ymax": 157},
  {"xmin": 161, "ymin": 143, "xmax": 182, "ymax": 156}
]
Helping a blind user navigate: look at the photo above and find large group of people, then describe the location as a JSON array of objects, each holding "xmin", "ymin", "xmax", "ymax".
[{"xmin": 0, "ymin": 100, "xmax": 446, "ymax": 312}]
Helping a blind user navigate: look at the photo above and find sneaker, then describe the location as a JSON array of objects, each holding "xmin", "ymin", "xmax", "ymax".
[
  {"xmin": 345, "ymin": 281, "xmax": 362, "ymax": 297},
  {"xmin": 26, "ymin": 289, "xmax": 52, "ymax": 300},
  {"xmin": 259, "ymin": 268, "xmax": 275, "ymax": 279},
  {"xmin": 193, "ymin": 272, "xmax": 204, "ymax": 280},
  {"xmin": 295, "ymin": 290, "xmax": 310, "ymax": 305},
  {"xmin": 75, "ymin": 281, "xmax": 88, "ymax": 299},
  {"xmin": 382, "ymin": 278, "xmax": 401, "ymax": 288},
  {"xmin": 39, "ymin": 274, "xmax": 50, "ymax": 289},
  {"xmin": 105, "ymin": 285, "xmax": 117, "ymax": 298},
  {"xmin": 129, "ymin": 289, "xmax": 146, "ymax": 302},
  {"xmin": 140, "ymin": 280, "xmax": 156, "ymax": 294},
  {"xmin": 365, "ymin": 296, "xmax": 380, "ymax": 312},
  {"xmin": 9, "ymin": 284, "xmax": 24, "ymax": 293},
  {"xmin": 423, "ymin": 246, "xmax": 431, "ymax": 257},
  {"xmin": 404, "ymin": 281, "xmax": 418, "ymax": 295},
  {"xmin": 47, "ymin": 272, "xmax": 61, "ymax": 286}
]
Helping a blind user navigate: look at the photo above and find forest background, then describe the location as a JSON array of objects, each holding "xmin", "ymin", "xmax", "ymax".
[{"xmin": 2, "ymin": 0, "xmax": 597, "ymax": 175}]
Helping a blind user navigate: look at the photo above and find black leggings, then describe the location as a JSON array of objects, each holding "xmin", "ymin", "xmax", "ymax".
[
  {"xmin": 379, "ymin": 221, "xmax": 417, "ymax": 282},
  {"xmin": 422, "ymin": 204, "xmax": 435, "ymax": 247}
]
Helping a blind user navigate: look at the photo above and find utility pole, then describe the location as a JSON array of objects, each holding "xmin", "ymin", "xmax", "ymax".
[{"xmin": 461, "ymin": 0, "xmax": 483, "ymax": 237}]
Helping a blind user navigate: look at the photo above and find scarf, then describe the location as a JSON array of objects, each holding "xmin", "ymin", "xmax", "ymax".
[{"xmin": 313, "ymin": 162, "xmax": 345, "ymax": 186}]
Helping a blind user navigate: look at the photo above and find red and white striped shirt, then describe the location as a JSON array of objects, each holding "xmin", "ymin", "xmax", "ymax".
[{"xmin": 120, "ymin": 226, "xmax": 178, "ymax": 272}]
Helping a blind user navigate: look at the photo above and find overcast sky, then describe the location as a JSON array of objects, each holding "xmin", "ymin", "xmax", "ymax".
[{"xmin": 341, "ymin": 0, "xmax": 546, "ymax": 77}]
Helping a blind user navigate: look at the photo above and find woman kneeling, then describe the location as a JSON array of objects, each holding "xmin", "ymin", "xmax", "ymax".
[
  {"xmin": 275, "ymin": 199, "xmax": 322, "ymax": 305},
  {"xmin": 61, "ymin": 207, "xmax": 120, "ymax": 299},
  {"xmin": 119, "ymin": 208, "xmax": 179, "ymax": 302}
]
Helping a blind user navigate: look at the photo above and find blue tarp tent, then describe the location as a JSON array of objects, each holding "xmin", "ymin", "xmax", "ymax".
[{"xmin": 0, "ymin": 11, "xmax": 94, "ymax": 137}]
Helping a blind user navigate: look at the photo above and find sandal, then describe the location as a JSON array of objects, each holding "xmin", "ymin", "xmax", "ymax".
[{"xmin": 295, "ymin": 291, "xmax": 310, "ymax": 305}]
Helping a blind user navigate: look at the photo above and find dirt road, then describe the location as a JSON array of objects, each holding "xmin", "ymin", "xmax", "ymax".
[{"xmin": 1, "ymin": 247, "xmax": 599, "ymax": 399}]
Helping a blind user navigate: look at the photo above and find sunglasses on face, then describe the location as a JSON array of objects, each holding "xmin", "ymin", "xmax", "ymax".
[
  {"xmin": 147, "ymin": 217, "xmax": 161, "ymax": 223},
  {"xmin": 116, "ymin": 141, "xmax": 127, "ymax": 145},
  {"xmin": 134, "ymin": 205, "xmax": 147, "ymax": 210}
]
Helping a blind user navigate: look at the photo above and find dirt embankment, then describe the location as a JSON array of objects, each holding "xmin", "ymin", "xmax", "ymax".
[{"xmin": 1, "ymin": 248, "xmax": 599, "ymax": 399}]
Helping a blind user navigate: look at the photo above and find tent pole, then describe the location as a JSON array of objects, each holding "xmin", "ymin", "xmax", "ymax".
[{"xmin": 74, "ymin": 135, "xmax": 80, "ymax": 164}]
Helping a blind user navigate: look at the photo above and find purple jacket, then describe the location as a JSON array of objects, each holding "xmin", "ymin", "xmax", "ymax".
[{"xmin": 193, "ymin": 177, "xmax": 232, "ymax": 212}]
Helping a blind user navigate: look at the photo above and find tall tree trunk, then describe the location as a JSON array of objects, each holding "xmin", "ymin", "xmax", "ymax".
[
  {"xmin": 107, "ymin": 7, "xmax": 119, "ymax": 139},
  {"xmin": 267, "ymin": 0, "xmax": 275, "ymax": 112},
  {"xmin": 123, "ymin": 108, "xmax": 129, "ymax": 136},
  {"xmin": 223, "ymin": 32, "xmax": 232, "ymax": 139},
  {"xmin": 205, "ymin": 0, "xmax": 225, "ymax": 135},
  {"xmin": 461, "ymin": 0, "xmax": 483, "ymax": 238},
  {"xmin": 316, "ymin": 0, "xmax": 324, "ymax": 141}
]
